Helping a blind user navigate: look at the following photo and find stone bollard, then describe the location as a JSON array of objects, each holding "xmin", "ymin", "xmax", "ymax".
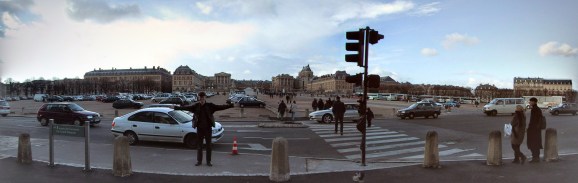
[
  {"xmin": 17, "ymin": 133, "xmax": 32, "ymax": 164},
  {"xmin": 270, "ymin": 137, "xmax": 290, "ymax": 182},
  {"xmin": 423, "ymin": 131, "xmax": 440, "ymax": 168},
  {"xmin": 240, "ymin": 107, "xmax": 244, "ymax": 117},
  {"xmin": 115, "ymin": 110, "xmax": 119, "ymax": 117},
  {"xmin": 544, "ymin": 128, "xmax": 559, "ymax": 162},
  {"xmin": 305, "ymin": 109, "xmax": 309, "ymax": 118},
  {"xmin": 113, "ymin": 136, "xmax": 132, "ymax": 177},
  {"xmin": 487, "ymin": 130, "xmax": 502, "ymax": 165},
  {"xmin": 392, "ymin": 108, "xmax": 396, "ymax": 117}
]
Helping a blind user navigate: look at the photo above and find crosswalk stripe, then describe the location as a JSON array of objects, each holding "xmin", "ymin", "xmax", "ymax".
[
  {"xmin": 310, "ymin": 127, "xmax": 358, "ymax": 131},
  {"xmin": 330, "ymin": 137, "xmax": 419, "ymax": 147},
  {"xmin": 399, "ymin": 148, "xmax": 469, "ymax": 159},
  {"xmin": 319, "ymin": 131, "xmax": 396, "ymax": 138},
  {"xmin": 324, "ymin": 134, "xmax": 406, "ymax": 142},
  {"xmin": 313, "ymin": 129, "xmax": 384, "ymax": 134},
  {"xmin": 345, "ymin": 145, "xmax": 447, "ymax": 159},
  {"xmin": 337, "ymin": 141, "xmax": 426, "ymax": 153}
]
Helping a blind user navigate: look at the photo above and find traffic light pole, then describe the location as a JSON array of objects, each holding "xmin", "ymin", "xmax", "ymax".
[{"xmin": 361, "ymin": 26, "xmax": 370, "ymax": 166}]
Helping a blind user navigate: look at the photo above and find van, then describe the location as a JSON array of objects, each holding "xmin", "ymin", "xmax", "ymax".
[
  {"xmin": 33, "ymin": 94, "xmax": 48, "ymax": 102},
  {"xmin": 483, "ymin": 98, "xmax": 525, "ymax": 116}
]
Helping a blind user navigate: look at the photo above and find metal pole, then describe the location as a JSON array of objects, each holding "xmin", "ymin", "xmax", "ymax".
[
  {"xmin": 361, "ymin": 26, "xmax": 370, "ymax": 166},
  {"xmin": 49, "ymin": 119, "xmax": 54, "ymax": 167},
  {"xmin": 84, "ymin": 121, "xmax": 91, "ymax": 171}
]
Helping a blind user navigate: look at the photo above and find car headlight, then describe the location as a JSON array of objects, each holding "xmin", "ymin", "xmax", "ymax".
[
  {"xmin": 86, "ymin": 116, "xmax": 93, "ymax": 119},
  {"xmin": 401, "ymin": 111, "xmax": 406, "ymax": 113}
]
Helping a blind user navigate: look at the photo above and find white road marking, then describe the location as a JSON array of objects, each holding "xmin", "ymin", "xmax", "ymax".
[
  {"xmin": 330, "ymin": 137, "xmax": 420, "ymax": 147},
  {"xmin": 346, "ymin": 145, "xmax": 447, "ymax": 159},
  {"xmin": 460, "ymin": 153, "xmax": 485, "ymax": 157},
  {"xmin": 324, "ymin": 134, "xmax": 406, "ymax": 142},
  {"xmin": 235, "ymin": 130, "xmax": 272, "ymax": 133},
  {"xmin": 313, "ymin": 129, "xmax": 383, "ymax": 134},
  {"xmin": 400, "ymin": 148, "xmax": 471, "ymax": 159},
  {"xmin": 319, "ymin": 131, "xmax": 395, "ymax": 138},
  {"xmin": 243, "ymin": 137, "xmax": 310, "ymax": 140},
  {"xmin": 338, "ymin": 141, "xmax": 426, "ymax": 153},
  {"xmin": 239, "ymin": 143, "xmax": 271, "ymax": 151}
]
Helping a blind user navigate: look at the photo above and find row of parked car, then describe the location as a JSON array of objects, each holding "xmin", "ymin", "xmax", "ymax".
[{"xmin": 226, "ymin": 94, "xmax": 266, "ymax": 108}]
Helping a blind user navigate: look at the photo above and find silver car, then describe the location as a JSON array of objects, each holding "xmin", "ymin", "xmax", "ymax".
[
  {"xmin": 111, "ymin": 107, "xmax": 224, "ymax": 148},
  {"xmin": 309, "ymin": 103, "xmax": 360, "ymax": 123},
  {"xmin": 0, "ymin": 100, "xmax": 10, "ymax": 117}
]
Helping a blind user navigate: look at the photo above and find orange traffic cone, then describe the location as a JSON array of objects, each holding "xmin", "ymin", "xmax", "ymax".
[{"xmin": 232, "ymin": 136, "xmax": 239, "ymax": 155}]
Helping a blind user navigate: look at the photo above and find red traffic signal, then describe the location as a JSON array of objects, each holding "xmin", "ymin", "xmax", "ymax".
[
  {"xmin": 345, "ymin": 30, "xmax": 364, "ymax": 67},
  {"xmin": 346, "ymin": 73, "xmax": 363, "ymax": 87},
  {"xmin": 368, "ymin": 29, "xmax": 384, "ymax": 45}
]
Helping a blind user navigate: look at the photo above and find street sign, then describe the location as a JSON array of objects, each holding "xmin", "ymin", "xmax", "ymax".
[{"xmin": 53, "ymin": 124, "xmax": 86, "ymax": 137}]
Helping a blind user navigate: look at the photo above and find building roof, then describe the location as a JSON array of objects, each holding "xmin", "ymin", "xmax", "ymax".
[
  {"xmin": 173, "ymin": 65, "xmax": 196, "ymax": 75},
  {"xmin": 301, "ymin": 64, "xmax": 312, "ymax": 72},
  {"xmin": 381, "ymin": 76, "xmax": 397, "ymax": 82},
  {"xmin": 84, "ymin": 67, "xmax": 171, "ymax": 77}
]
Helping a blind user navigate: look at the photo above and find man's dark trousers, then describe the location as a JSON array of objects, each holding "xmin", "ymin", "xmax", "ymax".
[
  {"xmin": 335, "ymin": 114, "xmax": 344, "ymax": 135},
  {"xmin": 197, "ymin": 129, "xmax": 212, "ymax": 163}
]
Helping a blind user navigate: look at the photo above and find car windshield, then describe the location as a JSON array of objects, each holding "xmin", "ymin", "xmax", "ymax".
[
  {"xmin": 557, "ymin": 103, "xmax": 565, "ymax": 107},
  {"xmin": 489, "ymin": 99, "xmax": 499, "ymax": 104},
  {"xmin": 408, "ymin": 104, "xmax": 418, "ymax": 108},
  {"xmin": 169, "ymin": 110, "xmax": 193, "ymax": 123},
  {"xmin": 68, "ymin": 103, "xmax": 85, "ymax": 111}
]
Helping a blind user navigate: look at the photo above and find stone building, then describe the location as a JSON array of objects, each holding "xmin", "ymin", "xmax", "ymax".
[
  {"xmin": 84, "ymin": 66, "xmax": 172, "ymax": 93},
  {"xmin": 308, "ymin": 71, "xmax": 354, "ymax": 94},
  {"xmin": 295, "ymin": 65, "xmax": 314, "ymax": 91},
  {"xmin": 172, "ymin": 65, "xmax": 204, "ymax": 92},
  {"xmin": 514, "ymin": 77, "xmax": 573, "ymax": 96},
  {"xmin": 271, "ymin": 74, "xmax": 295, "ymax": 93}
]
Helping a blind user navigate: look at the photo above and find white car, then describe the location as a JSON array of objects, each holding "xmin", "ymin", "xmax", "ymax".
[
  {"xmin": 309, "ymin": 103, "xmax": 360, "ymax": 123},
  {"xmin": 0, "ymin": 100, "xmax": 10, "ymax": 117},
  {"xmin": 111, "ymin": 107, "xmax": 224, "ymax": 148}
]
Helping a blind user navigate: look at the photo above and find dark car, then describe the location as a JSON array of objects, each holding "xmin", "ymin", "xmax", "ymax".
[
  {"xmin": 397, "ymin": 102, "xmax": 442, "ymax": 119},
  {"xmin": 112, "ymin": 99, "xmax": 144, "ymax": 109},
  {"xmin": 62, "ymin": 96, "xmax": 75, "ymax": 102},
  {"xmin": 549, "ymin": 103, "xmax": 577, "ymax": 116},
  {"xmin": 46, "ymin": 96, "xmax": 64, "ymax": 102},
  {"xmin": 238, "ymin": 97, "xmax": 266, "ymax": 108},
  {"xmin": 102, "ymin": 96, "xmax": 120, "ymax": 103},
  {"xmin": 36, "ymin": 102, "xmax": 101, "ymax": 126},
  {"xmin": 443, "ymin": 101, "xmax": 461, "ymax": 108},
  {"xmin": 159, "ymin": 97, "xmax": 191, "ymax": 106}
]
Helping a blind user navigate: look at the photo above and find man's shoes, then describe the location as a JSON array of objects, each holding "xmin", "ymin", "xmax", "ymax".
[
  {"xmin": 195, "ymin": 162, "xmax": 202, "ymax": 166},
  {"xmin": 207, "ymin": 162, "xmax": 213, "ymax": 166}
]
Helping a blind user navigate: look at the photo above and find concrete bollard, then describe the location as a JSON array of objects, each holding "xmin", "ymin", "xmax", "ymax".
[
  {"xmin": 270, "ymin": 137, "xmax": 290, "ymax": 182},
  {"xmin": 392, "ymin": 108, "xmax": 397, "ymax": 117},
  {"xmin": 240, "ymin": 107, "xmax": 244, "ymax": 117},
  {"xmin": 544, "ymin": 128, "xmax": 559, "ymax": 162},
  {"xmin": 305, "ymin": 109, "xmax": 309, "ymax": 118},
  {"xmin": 17, "ymin": 133, "xmax": 32, "ymax": 164},
  {"xmin": 487, "ymin": 130, "xmax": 502, "ymax": 165},
  {"xmin": 423, "ymin": 131, "xmax": 440, "ymax": 168},
  {"xmin": 113, "ymin": 136, "xmax": 132, "ymax": 177},
  {"xmin": 115, "ymin": 110, "xmax": 119, "ymax": 117}
]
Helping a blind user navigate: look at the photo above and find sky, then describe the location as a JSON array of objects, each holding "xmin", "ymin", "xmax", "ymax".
[{"xmin": 1, "ymin": 0, "xmax": 577, "ymax": 90}]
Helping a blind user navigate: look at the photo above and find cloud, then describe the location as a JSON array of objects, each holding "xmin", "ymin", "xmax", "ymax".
[
  {"xmin": 442, "ymin": 33, "xmax": 479, "ymax": 49},
  {"xmin": 0, "ymin": 0, "xmax": 34, "ymax": 37},
  {"xmin": 410, "ymin": 2, "xmax": 441, "ymax": 16},
  {"xmin": 539, "ymin": 41, "xmax": 578, "ymax": 57},
  {"xmin": 421, "ymin": 48, "xmax": 438, "ymax": 57},
  {"xmin": 196, "ymin": 2, "xmax": 212, "ymax": 15},
  {"xmin": 66, "ymin": 0, "xmax": 141, "ymax": 23},
  {"xmin": 243, "ymin": 70, "xmax": 252, "ymax": 74}
]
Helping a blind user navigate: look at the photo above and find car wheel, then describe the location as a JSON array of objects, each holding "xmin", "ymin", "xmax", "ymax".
[
  {"xmin": 409, "ymin": 113, "xmax": 415, "ymax": 119},
  {"xmin": 41, "ymin": 118, "xmax": 49, "ymax": 126},
  {"xmin": 553, "ymin": 111, "xmax": 559, "ymax": 116},
  {"xmin": 433, "ymin": 113, "xmax": 439, "ymax": 119},
  {"xmin": 491, "ymin": 110, "xmax": 497, "ymax": 116},
  {"xmin": 322, "ymin": 114, "xmax": 333, "ymax": 123},
  {"xmin": 124, "ymin": 131, "xmax": 138, "ymax": 145},
  {"xmin": 185, "ymin": 134, "xmax": 198, "ymax": 149},
  {"xmin": 73, "ymin": 119, "xmax": 82, "ymax": 126}
]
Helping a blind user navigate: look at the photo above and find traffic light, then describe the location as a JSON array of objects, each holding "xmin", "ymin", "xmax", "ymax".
[
  {"xmin": 368, "ymin": 29, "xmax": 384, "ymax": 45},
  {"xmin": 345, "ymin": 73, "xmax": 363, "ymax": 86},
  {"xmin": 367, "ymin": 75, "xmax": 381, "ymax": 88},
  {"xmin": 345, "ymin": 30, "xmax": 364, "ymax": 67}
]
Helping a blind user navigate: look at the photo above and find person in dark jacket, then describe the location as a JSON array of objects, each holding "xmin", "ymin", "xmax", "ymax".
[
  {"xmin": 367, "ymin": 107, "xmax": 374, "ymax": 127},
  {"xmin": 312, "ymin": 98, "xmax": 318, "ymax": 111},
  {"xmin": 332, "ymin": 96, "xmax": 346, "ymax": 135},
  {"xmin": 325, "ymin": 98, "xmax": 333, "ymax": 110},
  {"xmin": 278, "ymin": 100, "xmax": 287, "ymax": 120},
  {"xmin": 527, "ymin": 97, "xmax": 543, "ymax": 163},
  {"xmin": 317, "ymin": 99, "xmax": 324, "ymax": 110},
  {"xmin": 511, "ymin": 105, "xmax": 527, "ymax": 164},
  {"xmin": 174, "ymin": 92, "xmax": 233, "ymax": 167}
]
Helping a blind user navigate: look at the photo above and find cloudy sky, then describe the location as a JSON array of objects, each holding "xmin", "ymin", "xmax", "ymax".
[{"xmin": 1, "ymin": 0, "xmax": 577, "ymax": 90}]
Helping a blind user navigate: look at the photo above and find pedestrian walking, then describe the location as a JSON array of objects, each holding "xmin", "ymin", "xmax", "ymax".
[
  {"xmin": 312, "ymin": 98, "xmax": 318, "ymax": 111},
  {"xmin": 527, "ymin": 97, "xmax": 543, "ymax": 163},
  {"xmin": 475, "ymin": 100, "xmax": 479, "ymax": 108},
  {"xmin": 174, "ymin": 92, "xmax": 233, "ymax": 167},
  {"xmin": 332, "ymin": 96, "xmax": 346, "ymax": 135},
  {"xmin": 317, "ymin": 99, "xmax": 324, "ymax": 110},
  {"xmin": 278, "ymin": 100, "xmax": 287, "ymax": 121},
  {"xmin": 510, "ymin": 105, "xmax": 527, "ymax": 164},
  {"xmin": 367, "ymin": 107, "xmax": 374, "ymax": 127},
  {"xmin": 290, "ymin": 101, "xmax": 297, "ymax": 121},
  {"xmin": 286, "ymin": 95, "xmax": 291, "ymax": 104}
]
